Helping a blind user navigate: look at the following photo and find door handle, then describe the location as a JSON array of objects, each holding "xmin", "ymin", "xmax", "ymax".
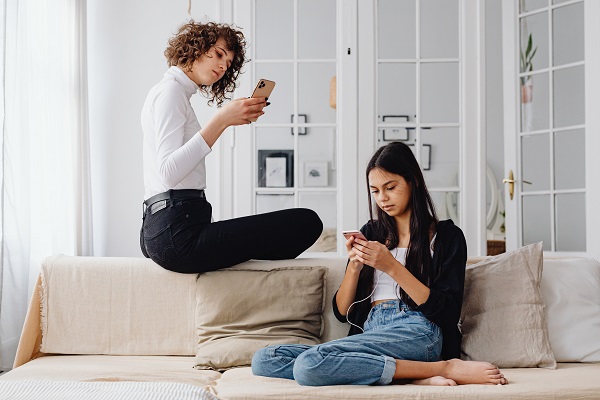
[{"xmin": 503, "ymin": 170, "xmax": 532, "ymax": 200}]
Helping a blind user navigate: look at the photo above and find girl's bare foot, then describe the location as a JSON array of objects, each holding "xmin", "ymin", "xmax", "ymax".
[
  {"xmin": 444, "ymin": 359, "xmax": 508, "ymax": 385},
  {"xmin": 413, "ymin": 376, "xmax": 458, "ymax": 386}
]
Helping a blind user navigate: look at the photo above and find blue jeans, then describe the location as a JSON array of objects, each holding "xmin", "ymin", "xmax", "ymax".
[{"xmin": 251, "ymin": 299, "xmax": 442, "ymax": 386}]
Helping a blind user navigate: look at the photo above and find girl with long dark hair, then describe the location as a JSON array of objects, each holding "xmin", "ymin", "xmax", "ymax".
[{"xmin": 252, "ymin": 141, "xmax": 507, "ymax": 386}]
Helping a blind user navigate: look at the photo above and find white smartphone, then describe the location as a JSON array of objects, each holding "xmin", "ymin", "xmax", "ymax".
[
  {"xmin": 342, "ymin": 230, "xmax": 367, "ymax": 241},
  {"xmin": 251, "ymin": 78, "xmax": 276, "ymax": 99}
]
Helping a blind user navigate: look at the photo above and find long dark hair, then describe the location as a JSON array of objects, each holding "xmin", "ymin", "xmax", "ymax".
[
  {"xmin": 366, "ymin": 141, "xmax": 438, "ymax": 308},
  {"xmin": 164, "ymin": 21, "xmax": 247, "ymax": 106}
]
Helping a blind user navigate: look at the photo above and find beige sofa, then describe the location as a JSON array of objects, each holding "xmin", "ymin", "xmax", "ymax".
[{"xmin": 1, "ymin": 253, "xmax": 600, "ymax": 399}]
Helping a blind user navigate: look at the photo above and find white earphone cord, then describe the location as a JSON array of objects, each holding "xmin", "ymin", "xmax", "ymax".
[{"xmin": 345, "ymin": 279, "xmax": 379, "ymax": 333}]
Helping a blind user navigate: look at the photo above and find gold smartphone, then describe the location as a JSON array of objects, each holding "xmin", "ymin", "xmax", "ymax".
[{"xmin": 251, "ymin": 79, "xmax": 276, "ymax": 98}]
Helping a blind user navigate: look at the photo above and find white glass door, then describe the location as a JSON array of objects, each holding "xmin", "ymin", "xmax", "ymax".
[
  {"xmin": 502, "ymin": 0, "xmax": 593, "ymax": 253},
  {"xmin": 358, "ymin": 0, "xmax": 486, "ymax": 253},
  {"xmin": 377, "ymin": 0, "xmax": 462, "ymax": 223},
  {"xmin": 233, "ymin": 0, "xmax": 342, "ymax": 254}
]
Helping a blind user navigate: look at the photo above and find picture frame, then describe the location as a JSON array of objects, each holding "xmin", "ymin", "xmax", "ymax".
[
  {"xmin": 257, "ymin": 150, "xmax": 294, "ymax": 187},
  {"xmin": 303, "ymin": 161, "xmax": 328, "ymax": 187},
  {"xmin": 381, "ymin": 115, "xmax": 409, "ymax": 141},
  {"xmin": 290, "ymin": 113, "xmax": 308, "ymax": 135},
  {"xmin": 408, "ymin": 144, "xmax": 432, "ymax": 170}
]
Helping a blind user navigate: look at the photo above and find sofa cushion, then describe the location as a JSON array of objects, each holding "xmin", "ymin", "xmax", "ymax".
[
  {"xmin": 1, "ymin": 355, "xmax": 220, "ymax": 389},
  {"xmin": 460, "ymin": 242, "xmax": 556, "ymax": 368},
  {"xmin": 214, "ymin": 364, "xmax": 600, "ymax": 400},
  {"xmin": 541, "ymin": 257, "xmax": 600, "ymax": 362},
  {"xmin": 194, "ymin": 266, "xmax": 326, "ymax": 371}
]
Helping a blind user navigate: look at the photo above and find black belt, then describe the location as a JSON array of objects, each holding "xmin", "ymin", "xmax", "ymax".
[{"xmin": 144, "ymin": 189, "xmax": 205, "ymax": 214}]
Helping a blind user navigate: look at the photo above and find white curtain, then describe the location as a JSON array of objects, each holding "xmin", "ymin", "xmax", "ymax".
[{"xmin": 0, "ymin": 0, "xmax": 93, "ymax": 370}]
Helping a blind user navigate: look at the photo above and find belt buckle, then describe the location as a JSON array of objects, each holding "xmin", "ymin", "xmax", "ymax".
[{"xmin": 150, "ymin": 200, "xmax": 167, "ymax": 214}]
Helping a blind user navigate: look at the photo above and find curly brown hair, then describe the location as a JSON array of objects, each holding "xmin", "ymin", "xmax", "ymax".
[{"xmin": 164, "ymin": 21, "xmax": 247, "ymax": 106}]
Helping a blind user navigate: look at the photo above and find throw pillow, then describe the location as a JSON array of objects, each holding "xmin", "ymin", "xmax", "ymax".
[
  {"xmin": 460, "ymin": 242, "xmax": 556, "ymax": 369},
  {"xmin": 194, "ymin": 266, "xmax": 326, "ymax": 371},
  {"xmin": 541, "ymin": 257, "xmax": 600, "ymax": 362}
]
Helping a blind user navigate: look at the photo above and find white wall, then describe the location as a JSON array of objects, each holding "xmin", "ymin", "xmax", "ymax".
[{"xmin": 87, "ymin": 0, "xmax": 221, "ymax": 256}]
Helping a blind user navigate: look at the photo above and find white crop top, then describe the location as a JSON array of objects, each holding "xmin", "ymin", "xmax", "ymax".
[
  {"xmin": 371, "ymin": 248, "xmax": 407, "ymax": 302},
  {"xmin": 371, "ymin": 235, "xmax": 436, "ymax": 303}
]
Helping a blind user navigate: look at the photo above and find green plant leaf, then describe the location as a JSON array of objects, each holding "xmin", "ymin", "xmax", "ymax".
[
  {"xmin": 526, "ymin": 33, "xmax": 533, "ymax": 56},
  {"xmin": 528, "ymin": 47, "xmax": 537, "ymax": 63}
]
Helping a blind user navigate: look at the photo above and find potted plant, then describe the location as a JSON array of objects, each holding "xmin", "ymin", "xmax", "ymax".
[{"xmin": 520, "ymin": 33, "xmax": 537, "ymax": 104}]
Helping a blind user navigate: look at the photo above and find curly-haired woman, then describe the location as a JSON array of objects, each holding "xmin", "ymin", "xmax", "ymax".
[{"xmin": 140, "ymin": 21, "xmax": 322, "ymax": 273}]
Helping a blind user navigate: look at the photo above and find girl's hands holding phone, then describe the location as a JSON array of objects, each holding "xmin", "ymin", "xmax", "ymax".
[
  {"xmin": 344, "ymin": 236, "xmax": 364, "ymax": 273},
  {"xmin": 350, "ymin": 238, "xmax": 398, "ymax": 275}
]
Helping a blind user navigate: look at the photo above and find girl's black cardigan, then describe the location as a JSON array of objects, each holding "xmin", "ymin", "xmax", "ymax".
[{"xmin": 332, "ymin": 219, "xmax": 467, "ymax": 360}]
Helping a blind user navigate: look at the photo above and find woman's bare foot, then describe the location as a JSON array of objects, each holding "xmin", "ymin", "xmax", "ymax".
[
  {"xmin": 444, "ymin": 359, "xmax": 508, "ymax": 385},
  {"xmin": 413, "ymin": 376, "xmax": 458, "ymax": 386}
]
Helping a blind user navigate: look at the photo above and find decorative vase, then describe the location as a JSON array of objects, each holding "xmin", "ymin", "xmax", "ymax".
[{"xmin": 521, "ymin": 78, "xmax": 533, "ymax": 131}]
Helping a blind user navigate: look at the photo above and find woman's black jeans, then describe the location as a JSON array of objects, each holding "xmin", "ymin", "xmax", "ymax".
[{"xmin": 140, "ymin": 191, "xmax": 323, "ymax": 273}]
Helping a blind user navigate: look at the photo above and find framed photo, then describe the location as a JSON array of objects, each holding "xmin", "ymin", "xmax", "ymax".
[
  {"xmin": 381, "ymin": 115, "xmax": 409, "ymax": 141},
  {"xmin": 258, "ymin": 150, "xmax": 294, "ymax": 187},
  {"xmin": 408, "ymin": 144, "xmax": 432, "ymax": 170},
  {"xmin": 290, "ymin": 113, "xmax": 308, "ymax": 135},
  {"xmin": 303, "ymin": 161, "xmax": 328, "ymax": 187}
]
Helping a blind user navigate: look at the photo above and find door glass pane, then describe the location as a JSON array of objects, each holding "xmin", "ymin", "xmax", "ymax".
[
  {"xmin": 421, "ymin": 62, "xmax": 459, "ymax": 123},
  {"xmin": 298, "ymin": 62, "xmax": 336, "ymax": 124},
  {"xmin": 422, "ymin": 127, "xmax": 459, "ymax": 188},
  {"xmin": 554, "ymin": 129, "xmax": 585, "ymax": 190},
  {"xmin": 256, "ymin": 128, "xmax": 294, "ymax": 188},
  {"xmin": 300, "ymin": 192, "xmax": 337, "ymax": 252},
  {"xmin": 522, "ymin": 133, "xmax": 550, "ymax": 191},
  {"xmin": 378, "ymin": 0, "xmax": 415, "ymax": 59},
  {"xmin": 256, "ymin": 193, "xmax": 294, "ymax": 214},
  {"xmin": 520, "ymin": 72, "xmax": 549, "ymax": 132},
  {"xmin": 553, "ymin": 65, "xmax": 585, "ymax": 128},
  {"xmin": 521, "ymin": 0, "xmax": 548, "ymax": 13},
  {"xmin": 553, "ymin": 2, "xmax": 584, "ymax": 66},
  {"xmin": 299, "ymin": 0, "xmax": 336, "ymax": 59},
  {"xmin": 255, "ymin": 0, "xmax": 293, "ymax": 59},
  {"xmin": 256, "ymin": 127, "xmax": 293, "ymax": 149},
  {"xmin": 420, "ymin": 0, "xmax": 459, "ymax": 59},
  {"xmin": 555, "ymin": 193, "xmax": 586, "ymax": 252},
  {"xmin": 431, "ymin": 191, "xmax": 460, "ymax": 222},
  {"xmin": 522, "ymin": 195, "xmax": 551, "ymax": 251},
  {"xmin": 378, "ymin": 63, "xmax": 416, "ymax": 120},
  {"xmin": 256, "ymin": 63, "xmax": 293, "ymax": 124},
  {"xmin": 520, "ymin": 12, "xmax": 549, "ymax": 72},
  {"xmin": 299, "ymin": 127, "xmax": 336, "ymax": 188}
]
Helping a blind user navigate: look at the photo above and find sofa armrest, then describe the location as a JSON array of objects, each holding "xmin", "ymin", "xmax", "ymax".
[
  {"xmin": 13, "ymin": 275, "xmax": 45, "ymax": 368},
  {"xmin": 35, "ymin": 255, "xmax": 198, "ymax": 357}
]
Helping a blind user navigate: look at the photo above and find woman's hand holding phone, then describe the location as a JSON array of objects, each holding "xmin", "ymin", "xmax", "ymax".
[
  {"xmin": 217, "ymin": 97, "xmax": 266, "ymax": 126},
  {"xmin": 241, "ymin": 78, "xmax": 275, "ymax": 123}
]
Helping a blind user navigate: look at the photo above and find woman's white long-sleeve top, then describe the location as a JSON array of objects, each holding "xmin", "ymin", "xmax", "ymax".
[{"xmin": 141, "ymin": 66, "xmax": 212, "ymax": 201}]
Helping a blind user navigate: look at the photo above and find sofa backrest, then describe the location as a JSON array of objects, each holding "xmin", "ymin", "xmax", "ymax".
[
  {"xmin": 38, "ymin": 255, "xmax": 351, "ymax": 356},
  {"xmin": 35, "ymin": 254, "xmax": 600, "ymax": 362}
]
